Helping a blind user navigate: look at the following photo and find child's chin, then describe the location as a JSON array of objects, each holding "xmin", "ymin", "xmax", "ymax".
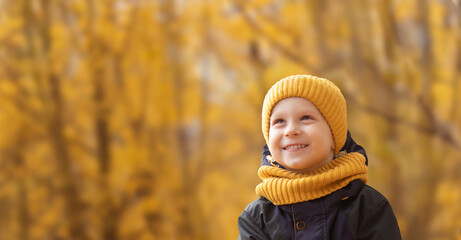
[{"xmin": 287, "ymin": 165, "xmax": 314, "ymax": 173}]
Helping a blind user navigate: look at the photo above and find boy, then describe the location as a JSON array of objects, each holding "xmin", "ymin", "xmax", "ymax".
[{"xmin": 238, "ymin": 75, "xmax": 401, "ymax": 239}]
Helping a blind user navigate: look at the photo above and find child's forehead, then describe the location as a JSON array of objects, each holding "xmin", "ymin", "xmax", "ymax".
[{"xmin": 270, "ymin": 97, "xmax": 319, "ymax": 114}]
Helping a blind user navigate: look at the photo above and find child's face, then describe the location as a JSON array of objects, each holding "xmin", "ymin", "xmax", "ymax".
[{"xmin": 268, "ymin": 97, "xmax": 335, "ymax": 173}]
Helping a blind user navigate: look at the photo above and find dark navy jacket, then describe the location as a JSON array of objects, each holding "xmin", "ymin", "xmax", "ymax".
[{"xmin": 238, "ymin": 133, "xmax": 401, "ymax": 239}]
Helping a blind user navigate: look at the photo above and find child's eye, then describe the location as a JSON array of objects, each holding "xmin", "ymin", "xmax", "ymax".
[
  {"xmin": 272, "ymin": 119, "xmax": 285, "ymax": 125},
  {"xmin": 301, "ymin": 115, "xmax": 312, "ymax": 121}
]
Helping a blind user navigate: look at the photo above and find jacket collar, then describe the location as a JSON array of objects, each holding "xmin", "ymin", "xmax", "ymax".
[{"xmin": 276, "ymin": 179, "xmax": 364, "ymax": 216}]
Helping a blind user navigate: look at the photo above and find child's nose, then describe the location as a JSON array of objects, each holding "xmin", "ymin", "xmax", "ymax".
[{"xmin": 284, "ymin": 124, "xmax": 300, "ymax": 137}]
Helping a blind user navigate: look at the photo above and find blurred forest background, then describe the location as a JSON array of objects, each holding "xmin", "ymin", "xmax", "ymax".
[{"xmin": 0, "ymin": 0, "xmax": 460, "ymax": 239}]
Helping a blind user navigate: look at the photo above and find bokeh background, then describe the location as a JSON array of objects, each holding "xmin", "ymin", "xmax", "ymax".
[{"xmin": 1, "ymin": 0, "xmax": 461, "ymax": 239}]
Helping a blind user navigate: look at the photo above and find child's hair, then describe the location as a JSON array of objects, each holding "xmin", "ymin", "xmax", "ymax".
[{"xmin": 262, "ymin": 75, "xmax": 347, "ymax": 154}]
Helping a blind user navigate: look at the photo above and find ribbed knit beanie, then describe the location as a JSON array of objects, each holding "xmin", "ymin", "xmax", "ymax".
[{"xmin": 262, "ymin": 75, "xmax": 347, "ymax": 155}]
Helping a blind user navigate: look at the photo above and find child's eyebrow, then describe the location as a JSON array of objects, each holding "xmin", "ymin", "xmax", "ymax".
[{"xmin": 270, "ymin": 111, "xmax": 283, "ymax": 117}]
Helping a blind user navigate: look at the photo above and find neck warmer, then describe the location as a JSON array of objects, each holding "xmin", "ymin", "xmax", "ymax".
[{"xmin": 256, "ymin": 152, "xmax": 368, "ymax": 205}]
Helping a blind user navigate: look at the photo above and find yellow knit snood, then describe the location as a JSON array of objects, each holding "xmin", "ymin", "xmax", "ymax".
[{"xmin": 255, "ymin": 152, "xmax": 368, "ymax": 205}]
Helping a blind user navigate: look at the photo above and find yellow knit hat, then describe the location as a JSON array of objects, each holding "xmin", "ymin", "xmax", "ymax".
[{"xmin": 262, "ymin": 75, "xmax": 347, "ymax": 154}]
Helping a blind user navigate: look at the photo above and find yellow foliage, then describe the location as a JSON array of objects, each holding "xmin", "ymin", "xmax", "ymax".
[
  {"xmin": 431, "ymin": 81, "xmax": 453, "ymax": 119},
  {"xmin": 0, "ymin": 1, "xmax": 460, "ymax": 240}
]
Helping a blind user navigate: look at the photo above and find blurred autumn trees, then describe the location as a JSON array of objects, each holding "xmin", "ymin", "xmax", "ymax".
[{"xmin": 0, "ymin": 0, "xmax": 460, "ymax": 239}]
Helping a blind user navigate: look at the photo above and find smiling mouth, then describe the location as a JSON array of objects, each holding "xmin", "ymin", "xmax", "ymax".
[{"xmin": 283, "ymin": 144, "xmax": 307, "ymax": 150}]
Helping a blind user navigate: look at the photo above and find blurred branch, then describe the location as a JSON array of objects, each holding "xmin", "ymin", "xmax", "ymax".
[
  {"xmin": 348, "ymin": 95, "xmax": 460, "ymax": 150},
  {"xmin": 0, "ymin": 88, "xmax": 41, "ymax": 122},
  {"xmin": 236, "ymin": 5, "xmax": 345, "ymax": 74},
  {"xmin": 231, "ymin": 2, "xmax": 310, "ymax": 69}
]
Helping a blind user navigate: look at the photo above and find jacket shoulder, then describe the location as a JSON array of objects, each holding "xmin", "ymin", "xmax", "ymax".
[
  {"xmin": 240, "ymin": 197, "xmax": 276, "ymax": 224},
  {"xmin": 356, "ymin": 185, "xmax": 392, "ymax": 210},
  {"xmin": 350, "ymin": 185, "xmax": 402, "ymax": 240},
  {"xmin": 243, "ymin": 197, "xmax": 273, "ymax": 213},
  {"xmin": 238, "ymin": 197, "xmax": 276, "ymax": 240}
]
